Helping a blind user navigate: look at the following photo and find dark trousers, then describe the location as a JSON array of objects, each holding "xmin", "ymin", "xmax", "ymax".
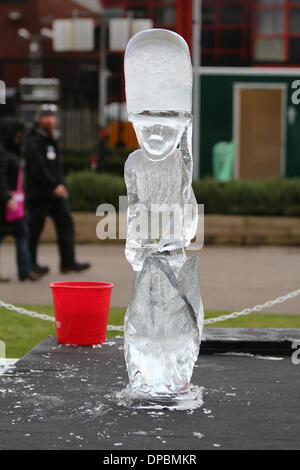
[
  {"xmin": 0, "ymin": 220, "xmax": 32, "ymax": 279},
  {"xmin": 28, "ymin": 197, "xmax": 75, "ymax": 268}
]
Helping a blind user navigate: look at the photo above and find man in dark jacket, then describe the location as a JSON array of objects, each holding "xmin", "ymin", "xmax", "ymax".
[
  {"xmin": 24, "ymin": 104, "xmax": 90, "ymax": 274},
  {"xmin": 0, "ymin": 117, "xmax": 40, "ymax": 281}
]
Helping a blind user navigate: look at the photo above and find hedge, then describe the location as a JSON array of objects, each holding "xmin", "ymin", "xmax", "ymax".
[
  {"xmin": 62, "ymin": 148, "xmax": 130, "ymax": 176},
  {"xmin": 66, "ymin": 172, "xmax": 300, "ymax": 216},
  {"xmin": 67, "ymin": 171, "xmax": 126, "ymax": 212},
  {"xmin": 192, "ymin": 178, "xmax": 300, "ymax": 216}
]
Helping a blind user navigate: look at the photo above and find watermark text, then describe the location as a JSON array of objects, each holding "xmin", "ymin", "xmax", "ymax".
[
  {"xmin": 0, "ymin": 340, "xmax": 6, "ymax": 359},
  {"xmin": 291, "ymin": 340, "xmax": 300, "ymax": 365},
  {"xmin": 96, "ymin": 197, "xmax": 204, "ymax": 250},
  {"xmin": 0, "ymin": 81, "xmax": 6, "ymax": 104}
]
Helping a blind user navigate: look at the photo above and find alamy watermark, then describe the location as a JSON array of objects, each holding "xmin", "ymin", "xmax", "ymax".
[
  {"xmin": 0, "ymin": 340, "xmax": 6, "ymax": 359},
  {"xmin": 0, "ymin": 81, "xmax": 6, "ymax": 104},
  {"xmin": 291, "ymin": 80, "xmax": 300, "ymax": 105},
  {"xmin": 96, "ymin": 197, "xmax": 204, "ymax": 250},
  {"xmin": 291, "ymin": 340, "xmax": 300, "ymax": 365}
]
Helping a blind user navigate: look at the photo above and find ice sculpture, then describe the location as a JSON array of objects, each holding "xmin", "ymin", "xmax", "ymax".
[{"xmin": 123, "ymin": 29, "xmax": 204, "ymax": 407}]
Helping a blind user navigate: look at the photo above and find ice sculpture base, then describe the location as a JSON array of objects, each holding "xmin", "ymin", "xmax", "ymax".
[
  {"xmin": 124, "ymin": 255, "xmax": 204, "ymax": 400},
  {"xmin": 117, "ymin": 384, "xmax": 204, "ymax": 411}
]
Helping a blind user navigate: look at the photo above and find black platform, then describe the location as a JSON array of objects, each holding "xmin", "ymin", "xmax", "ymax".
[{"xmin": 1, "ymin": 329, "xmax": 300, "ymax": 450}]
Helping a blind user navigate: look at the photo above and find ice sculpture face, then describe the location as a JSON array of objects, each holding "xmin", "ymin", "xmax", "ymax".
[{"xmin": 130, "ymin": 112, "xmax": 191, "ymax": 161}]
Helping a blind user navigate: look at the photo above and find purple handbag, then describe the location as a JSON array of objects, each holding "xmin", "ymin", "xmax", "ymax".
[{"xmin": 5, "ymin": 166, "xmax": 25, "ymax": 223}]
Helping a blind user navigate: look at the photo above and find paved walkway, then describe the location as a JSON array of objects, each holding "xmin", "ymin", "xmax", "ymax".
[{"xmin": 0, "ymin": 244, "xmax": 299, "ymax": 314}]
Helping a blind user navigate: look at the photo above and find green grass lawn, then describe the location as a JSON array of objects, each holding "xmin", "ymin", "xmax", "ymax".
[{"xmin": 0, "ymin": 304, "xmax": 299, "ymax": 358}]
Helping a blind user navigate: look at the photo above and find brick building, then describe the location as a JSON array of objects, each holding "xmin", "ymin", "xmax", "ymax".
[
  {"xmin": 2, "ymin": 1, "xmax": 300, "ymax": 102},
  {"xmin": 2, "ymin": 1, "xmax": 300, "ymax": 89},
  {"xmin": 0, "ymin": 0, "xmax": 100, "ymax": 60},
  {"xmin": 102, "ymin": 0, "xmax": 300, "ymax": 66},
  {"xmin": 0, "ymin": 0, "xmax": 100, "ymax": 88},
  {"xmin": 1, "ymin": 0, "xmax": 300, "ymax": 156}
]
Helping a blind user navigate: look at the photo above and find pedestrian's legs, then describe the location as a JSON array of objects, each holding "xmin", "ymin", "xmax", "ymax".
[
  {"xmin": 28, "ymin": 201, "xmax": 49, "ymax": 266},
  {"xmin": 49, "ymin": 198, "xmax": 75, "ymax": 268},
  {"xmin": 0, "ymin": 236, "xmax": 10, "ymax": 282},
  {"xmin": 15, "ymin": 237, "xmax": 32, "ymax": 279}
]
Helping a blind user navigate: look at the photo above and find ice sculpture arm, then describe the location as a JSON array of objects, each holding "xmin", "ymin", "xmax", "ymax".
[
  {"xmin": 124, "ymin": 151, "xmax": 141, "ymax": 267},
  {"xmin": 180, "ymin": 122, "xmax": 193, "ymax": 199},
  {"xmin": 124, "ymin": 152, "xmax": 138, "ymax": 208},
  {"xmin": 180, "ymin": 122, "xmax": 198, "ymax": 243}
]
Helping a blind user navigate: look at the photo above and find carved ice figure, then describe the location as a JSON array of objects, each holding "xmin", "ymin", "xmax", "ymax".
[{"xmin": 123, "ymin": 29, "xmax": 204, "ymax": 403}]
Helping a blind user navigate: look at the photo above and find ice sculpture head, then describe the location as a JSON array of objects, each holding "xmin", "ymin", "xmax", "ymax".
[
  {"xmin": 131, "ymin": 111, "xmax": 191, "ymax": 161},
  {"xmin": 125, "ymin": 29, "xmax": 193, "ymax": 161}
]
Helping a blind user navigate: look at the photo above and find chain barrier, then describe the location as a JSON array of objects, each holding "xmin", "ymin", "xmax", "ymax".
[
  {"xmin": 203, "ymin": 289, "xmax": 300, "ymax": 325},
  {"xmin": 0, "ymin": 300, "xmax": 55, "ymax": 323},
  {"xmin": 1, "ymin": 288, "xmax": 300, "ymax": 331},
  {"xmin": 0, "ymin": 300, "xmax": 125, "ymax": 331}
]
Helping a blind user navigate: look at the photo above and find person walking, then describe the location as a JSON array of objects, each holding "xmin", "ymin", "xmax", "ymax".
[
  {"xmin": 24, "ymin": 104, "xmax": 90, "ymax": 274},
  {"xmin": 0, "ymin": 117, "xmax": 40, "ymax": 282}
]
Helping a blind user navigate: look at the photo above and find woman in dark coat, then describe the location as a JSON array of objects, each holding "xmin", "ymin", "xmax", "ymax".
[{"xmin": 0, "ymin": 117, "xmax": 39, "ymax": 281}]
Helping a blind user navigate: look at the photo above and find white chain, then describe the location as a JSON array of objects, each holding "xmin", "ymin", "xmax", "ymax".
[
  {"xmin": 0, "ymin": 300, "xmax": 55, "ymax": 323},
  {"xmin": 203, "ymin": 289, "xmax": 300, "ymax": 325},
  {"xmin": 0, "ymin": 300, "xmax": 125, "ymax": 331},
  {"xmin": 107, "ymin": 325, "xmax": 124, "ymax": 332},
  {"xmin": 1, "ymin": 288, "xmax": 300, "ymax": 331}
]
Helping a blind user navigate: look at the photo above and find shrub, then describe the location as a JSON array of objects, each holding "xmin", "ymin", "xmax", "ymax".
[
  {"xmin": 192, "ymin": 178, "xmax": 300, "ymax": 216},
  {"xmin": 61, "ymin": 148, "xmax": 91, "ymax": 174},
  {"xmin": 66, "ymin": 172, "xmax": 300, "ymax": 216},
  {"xmin": 67, "ymin": 171, "xmax": 126, "ymax": 212},
  {"xmin": 62, "ymin": 147, "xmax": 131, "ymax": 176}
]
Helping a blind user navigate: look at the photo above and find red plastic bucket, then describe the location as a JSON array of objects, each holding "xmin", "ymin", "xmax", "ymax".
[{"xmin": 50, "ymin": 281, "xmax": 114, "ymax": 345}]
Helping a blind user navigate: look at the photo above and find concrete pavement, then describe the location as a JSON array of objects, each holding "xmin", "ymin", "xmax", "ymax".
[{"xmin": 0, "ymin": 243, "xmax": 299, "ymax": 314}]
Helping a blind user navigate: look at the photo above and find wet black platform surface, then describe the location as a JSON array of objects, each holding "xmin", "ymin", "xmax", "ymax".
[
  {"xmin": 202, "ymin": 327, "xmax": 300, "ymax": 354},
  {"xmin": 1, "ymin": 330, "xmax": 300, "ymax": 450}
]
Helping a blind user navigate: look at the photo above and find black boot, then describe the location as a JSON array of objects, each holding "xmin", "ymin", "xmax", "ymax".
[
  {"xmin": 60, "ymin": 262, "xmax": 91, "ymax": 274},
  {"xmin": 19, "ymin": 271, "xmax": 42, "ymax": 282},
  {"xmin": 32, "ymin": 264, "xmax": 50, "ymax": 275}
]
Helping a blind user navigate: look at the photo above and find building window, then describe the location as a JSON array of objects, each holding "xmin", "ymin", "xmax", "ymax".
[
  {"xmin": 255, "ymin": 38, "xmax": 284, "ymax": 60},
  {"xmin": 128, "ymin": 6, "xmax": 149, "ymax": 19},
  {"xmin": 258, "ymin": 0, "xmax": 283, "ymax": 4},
  {"xmin": 201, "ymin": 0, "xmax": 251, "ymax": 65},
  {"xmin": 289, "ymin": 1, "xmax": 300, "ymax": 61},
  {"xmin": 221, "ymin": 5, "xmax": 243, "ymax": 25},
  {"xmin": 154, "ymin": 6, "xmax": 175, "ymax": 26},
  {"xmin": 253, "ymin": 0, "xmax": 300, "ymax": 63},
  {"xmin": 104, "ymin": 0, "xmax": 176, "ymax": 27},
  {"xmin": 254, "ymin": 0, "xmax": 285, "ymax": 61},
  {"xmin": 257, "ymin": 9, "xmax": 283, "ymax": 34},
  {"xmin": 203, "ymin": 5, "xmax": 216, "ymax": 25},
  {"xmin": 290, "ymin": 9, "xmax": 300, "ymax": 33}
]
